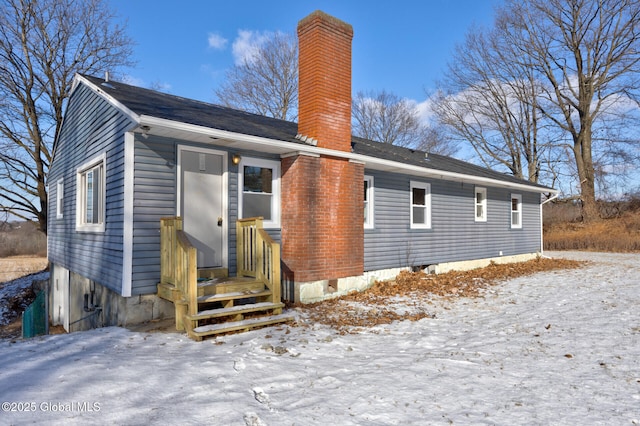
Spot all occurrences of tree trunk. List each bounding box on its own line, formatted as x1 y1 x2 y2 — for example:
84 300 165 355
573 129 599 222
579 179 599 222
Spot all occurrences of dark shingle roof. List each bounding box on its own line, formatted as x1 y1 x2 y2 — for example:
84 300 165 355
81 74 552 191
350 137 550 189
83 74 300 143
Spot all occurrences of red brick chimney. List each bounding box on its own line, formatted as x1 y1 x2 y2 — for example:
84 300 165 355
281 11 364 298
297 10 353 151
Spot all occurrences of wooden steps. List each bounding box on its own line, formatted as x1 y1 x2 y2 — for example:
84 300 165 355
192 314 294 339
158 217 287 341
197 277 264 297
158 268 293 341
189 301 285 321
198 289 272 304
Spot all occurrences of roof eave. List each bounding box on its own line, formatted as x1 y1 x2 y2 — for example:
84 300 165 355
77 74 141 127
139 115 556 194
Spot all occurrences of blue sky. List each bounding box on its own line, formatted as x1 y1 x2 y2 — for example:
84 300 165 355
102 1 640 195
109 0 502 106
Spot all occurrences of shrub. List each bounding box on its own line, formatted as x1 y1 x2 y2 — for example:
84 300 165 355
544 201 640 252
0 221 47 257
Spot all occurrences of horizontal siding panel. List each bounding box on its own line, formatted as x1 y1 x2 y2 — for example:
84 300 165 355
130 135 178 295
135 284 159 295
364 170 541 271
47 83 134 294
133 207 176 216
135 177 175 187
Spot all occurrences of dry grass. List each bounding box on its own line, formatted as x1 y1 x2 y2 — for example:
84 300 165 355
0 221 46 258
544 203 640 253
0 256 49 340
0 221 48 283
0 256 49 283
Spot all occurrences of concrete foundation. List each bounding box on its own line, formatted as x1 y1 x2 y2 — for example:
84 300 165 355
49 263 174 333
296 267 408 303
294 252 541 303
426 252 540 274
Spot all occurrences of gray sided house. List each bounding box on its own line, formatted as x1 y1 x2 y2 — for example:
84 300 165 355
47 10 556 333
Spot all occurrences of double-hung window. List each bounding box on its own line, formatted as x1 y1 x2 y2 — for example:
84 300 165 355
364 175 374 229
56 179 64 219
410 181 431 229
475 187 487 222
239 158 280 228
511 194 522 229
76 154 106 232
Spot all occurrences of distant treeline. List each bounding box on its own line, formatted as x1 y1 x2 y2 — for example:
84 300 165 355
544 196 640 252
0 221 47 257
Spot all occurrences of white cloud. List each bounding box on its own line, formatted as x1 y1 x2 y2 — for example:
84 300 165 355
232 30 272 65
207 33 228 50
414 98 435 124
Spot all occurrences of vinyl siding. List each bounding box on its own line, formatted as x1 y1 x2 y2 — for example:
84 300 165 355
364 170 541 271
47 83 134 294
130 136 177 294
129 137 282 294
49 83 542 296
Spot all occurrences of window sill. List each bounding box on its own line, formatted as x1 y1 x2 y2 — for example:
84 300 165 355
76 224 105 233
410 224 432 230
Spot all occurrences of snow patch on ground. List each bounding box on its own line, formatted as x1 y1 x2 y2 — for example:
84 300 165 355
0 252 638 425
0 271 49 325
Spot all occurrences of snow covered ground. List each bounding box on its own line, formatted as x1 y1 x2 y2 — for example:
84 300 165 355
0 271 48 326
0 251 638 425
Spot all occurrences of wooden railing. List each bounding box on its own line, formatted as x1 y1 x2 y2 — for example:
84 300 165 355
160 216 281 332
237 217 281 303
160 217 197 330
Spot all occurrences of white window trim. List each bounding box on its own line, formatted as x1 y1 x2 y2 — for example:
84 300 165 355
56 178 64 219
76 153 106 233
475 186 487 222
511 193 522 229
238 157 281 228
364 175 374 229
410 180 431 229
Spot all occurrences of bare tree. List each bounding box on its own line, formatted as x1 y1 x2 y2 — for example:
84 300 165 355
214 34 456 155
500 0 640 221
215 32 298 121
0 0 133 233
352 90 456 155
433 25 557 184
419 124 459 157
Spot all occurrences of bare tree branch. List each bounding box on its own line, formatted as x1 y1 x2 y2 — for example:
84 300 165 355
0 0 134 233
434 0 640 218
352 90 457 155
502 0 640 220
432 24 555 183
215 32 298 122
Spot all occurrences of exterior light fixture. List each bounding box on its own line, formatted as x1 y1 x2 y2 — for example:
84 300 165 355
140 125 150 139
231 153 241 165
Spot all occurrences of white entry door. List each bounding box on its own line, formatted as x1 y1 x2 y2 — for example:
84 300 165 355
179 147 227 268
